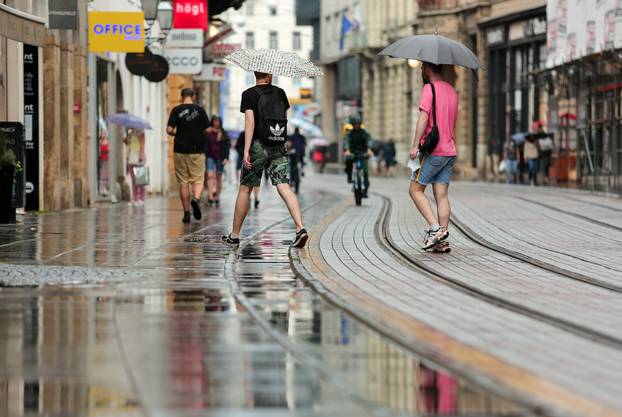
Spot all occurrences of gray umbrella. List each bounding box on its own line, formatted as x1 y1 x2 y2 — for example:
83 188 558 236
378 34 482 69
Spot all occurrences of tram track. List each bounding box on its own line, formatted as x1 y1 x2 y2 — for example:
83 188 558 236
376 195 622 350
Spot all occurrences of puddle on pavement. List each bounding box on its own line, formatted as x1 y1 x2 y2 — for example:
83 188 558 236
0 195 533 417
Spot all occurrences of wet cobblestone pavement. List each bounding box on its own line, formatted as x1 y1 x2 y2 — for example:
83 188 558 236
0 184 529 416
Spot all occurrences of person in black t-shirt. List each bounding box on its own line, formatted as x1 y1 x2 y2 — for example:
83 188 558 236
222 71 308 249
167 88 210 223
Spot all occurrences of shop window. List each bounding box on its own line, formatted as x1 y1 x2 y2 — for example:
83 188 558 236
293 31 301 50
246 31 255 49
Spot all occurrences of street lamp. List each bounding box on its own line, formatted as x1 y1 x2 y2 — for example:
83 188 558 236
142 0 159 28
408 59 421 69
157 0 174 37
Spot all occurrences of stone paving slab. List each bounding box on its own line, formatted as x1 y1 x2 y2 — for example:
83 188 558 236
298 179 622 417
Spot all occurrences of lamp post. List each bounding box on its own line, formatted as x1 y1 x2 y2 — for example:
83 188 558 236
142 0 159 31
157 1 173 37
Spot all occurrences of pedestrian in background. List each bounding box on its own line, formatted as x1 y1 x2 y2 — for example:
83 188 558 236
125 128 146 205
384 139 397 177
409 62 458 249
205 116 230 206
289 127 307 176
235 130 261 208
167 88 210 223
504 137 519 184
535 122 554 185
222 71 308 249
524 135 540 186
371 139 384 176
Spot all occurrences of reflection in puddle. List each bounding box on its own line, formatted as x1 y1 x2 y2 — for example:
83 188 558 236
236 227 528 416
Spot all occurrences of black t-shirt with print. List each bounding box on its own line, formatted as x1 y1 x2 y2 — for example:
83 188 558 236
167 103 210 154
240 85 290 143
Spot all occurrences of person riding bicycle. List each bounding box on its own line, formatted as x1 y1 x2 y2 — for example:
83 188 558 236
343 115 373 197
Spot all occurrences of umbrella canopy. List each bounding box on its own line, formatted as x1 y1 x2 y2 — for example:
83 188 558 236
309 137 330 148
108 113 152 130
511 132 527 144
225 49 323 78
289 117 324 137
378 34 482 70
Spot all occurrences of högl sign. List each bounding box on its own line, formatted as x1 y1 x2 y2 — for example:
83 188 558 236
173 0 208 32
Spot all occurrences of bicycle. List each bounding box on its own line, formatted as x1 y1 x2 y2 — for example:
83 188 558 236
288 152 301 194
352 153 368 206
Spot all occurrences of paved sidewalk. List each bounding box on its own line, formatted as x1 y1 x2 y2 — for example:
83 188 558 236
298 177 622 417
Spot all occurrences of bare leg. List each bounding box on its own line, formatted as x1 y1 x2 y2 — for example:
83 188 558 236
206 171 215 200
409 182 437 227
179 184 190 211
432 183 451 228
231 185 253 238
275 183 304 231
253 186 260 201
216 174 223 199
192 181 203 201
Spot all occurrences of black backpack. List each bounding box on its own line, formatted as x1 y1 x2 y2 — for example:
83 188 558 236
254 86 288 144
419 83 439 156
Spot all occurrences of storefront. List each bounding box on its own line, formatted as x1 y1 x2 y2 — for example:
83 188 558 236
480 8 547 159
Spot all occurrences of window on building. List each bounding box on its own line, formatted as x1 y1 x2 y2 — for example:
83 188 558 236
269 5 277 15
246 32 255 49
269 31 278 49
293 32 301 50
245 1 254 16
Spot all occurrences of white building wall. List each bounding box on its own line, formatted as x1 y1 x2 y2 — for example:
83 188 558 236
221 0 314 133
89 0 169 195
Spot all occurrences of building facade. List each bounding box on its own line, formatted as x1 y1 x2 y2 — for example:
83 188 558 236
220 0 314 134
319 0 419 163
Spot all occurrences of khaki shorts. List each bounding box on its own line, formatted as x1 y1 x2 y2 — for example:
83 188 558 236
174 153 205 185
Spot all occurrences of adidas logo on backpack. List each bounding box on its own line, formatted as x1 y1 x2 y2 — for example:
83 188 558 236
254 86 288 143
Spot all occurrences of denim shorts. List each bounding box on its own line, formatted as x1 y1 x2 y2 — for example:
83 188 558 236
206 157 224 174
412 155 455 185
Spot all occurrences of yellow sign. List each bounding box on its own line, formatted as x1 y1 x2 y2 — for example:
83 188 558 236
88 12 145 53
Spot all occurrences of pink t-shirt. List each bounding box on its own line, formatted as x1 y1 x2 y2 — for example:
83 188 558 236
419 80 458 157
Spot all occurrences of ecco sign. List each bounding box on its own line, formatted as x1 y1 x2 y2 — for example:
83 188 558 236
163 48 202 74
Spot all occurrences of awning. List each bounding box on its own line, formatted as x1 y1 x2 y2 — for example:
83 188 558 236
0 3 46 46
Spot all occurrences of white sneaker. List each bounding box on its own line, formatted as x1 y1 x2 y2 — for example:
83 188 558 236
422 227 449 250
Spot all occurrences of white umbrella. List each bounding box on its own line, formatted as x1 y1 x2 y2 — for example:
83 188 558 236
225 49 324 78
289 117 324 137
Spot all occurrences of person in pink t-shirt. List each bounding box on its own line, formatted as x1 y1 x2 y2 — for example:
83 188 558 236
409 62 458 250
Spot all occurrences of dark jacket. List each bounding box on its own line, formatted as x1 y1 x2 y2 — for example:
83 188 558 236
205 129 231 161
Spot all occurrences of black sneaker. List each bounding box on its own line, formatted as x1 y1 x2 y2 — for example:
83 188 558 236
191 198 202 220
222 234 240 248
254 199 260 209
292 228 309 249
347 175 353 184
363 189 369 198
182 211 191 223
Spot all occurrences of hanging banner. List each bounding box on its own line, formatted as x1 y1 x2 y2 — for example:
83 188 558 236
163 48 202 74
48 0 78 29
547 0 622 67
23 45 39 211
173 0 208 32
88 12 145 53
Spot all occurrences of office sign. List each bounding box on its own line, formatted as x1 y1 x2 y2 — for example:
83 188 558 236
163 48 202 74
194 63 226 81
173 0 208 31
48 0 78 29
23 45 39 210
167 29 203 48
88 12 144 53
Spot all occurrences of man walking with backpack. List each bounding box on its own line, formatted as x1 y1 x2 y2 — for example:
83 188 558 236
222 71 308 249
409 62 458 250
167 88 211 223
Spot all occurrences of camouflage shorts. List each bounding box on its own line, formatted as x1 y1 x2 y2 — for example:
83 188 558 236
240 140 289 187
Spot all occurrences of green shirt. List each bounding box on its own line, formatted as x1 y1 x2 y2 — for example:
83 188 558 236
343 129 373 154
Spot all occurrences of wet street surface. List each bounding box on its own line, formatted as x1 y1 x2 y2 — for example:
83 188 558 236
0 182 531 416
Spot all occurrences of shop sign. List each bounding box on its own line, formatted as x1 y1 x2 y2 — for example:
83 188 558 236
126 48 154 76
486 26 504 45
163 48 202 74
173 0 208 32
48 0 78 30
194 63 226 81
208 43 240 58
88 12 144 53
0 123 25 209
300 88 312 99
167 29 203 48
145 55 169 82
23 45 39 210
